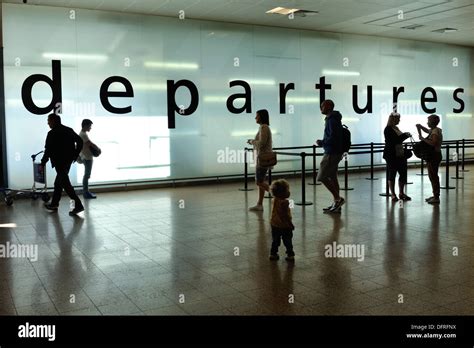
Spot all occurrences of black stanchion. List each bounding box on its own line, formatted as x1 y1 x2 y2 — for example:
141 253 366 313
461 138 469 172
379 164 390 197
404 143 413 185
341 153 354 191
239 148 254 192
265 169 273 198
416 159 427 176
451 140 464 180
365 142 379 180
441 144 455 190
296 152 313 206
308 145 321 186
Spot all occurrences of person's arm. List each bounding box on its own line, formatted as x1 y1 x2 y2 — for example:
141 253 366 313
82 133 98 149
253 126 270 151
73 131 83 161
398 132 410 142
422 133 439 147
416 124 429 134
322 118 338 147
40 134 51 166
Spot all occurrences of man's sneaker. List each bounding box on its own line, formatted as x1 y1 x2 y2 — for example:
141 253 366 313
425 196 434 202
84 192 97 199
285 255 295 262
326 206 341 214
323 202 335 212
69 206 85 216
269 254 279 261
249 205 263 212
428 197 440 204
332 197 345 210
44 203 58 211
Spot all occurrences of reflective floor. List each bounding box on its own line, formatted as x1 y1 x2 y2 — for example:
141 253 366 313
0 166 473 315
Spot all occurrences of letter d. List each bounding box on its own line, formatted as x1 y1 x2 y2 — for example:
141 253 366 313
21 60 62 115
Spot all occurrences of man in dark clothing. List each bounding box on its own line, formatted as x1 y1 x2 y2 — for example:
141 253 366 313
316 100 345 213
40 113 85 216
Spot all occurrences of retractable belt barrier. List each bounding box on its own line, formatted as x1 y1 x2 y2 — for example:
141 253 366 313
241 139 474 205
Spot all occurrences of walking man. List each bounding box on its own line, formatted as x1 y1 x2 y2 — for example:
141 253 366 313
316 100 346 213
40 113 85 216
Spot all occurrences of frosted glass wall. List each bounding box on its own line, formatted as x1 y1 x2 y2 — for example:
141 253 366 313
2 3 473 189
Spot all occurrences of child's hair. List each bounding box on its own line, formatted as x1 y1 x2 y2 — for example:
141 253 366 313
271 179 290 199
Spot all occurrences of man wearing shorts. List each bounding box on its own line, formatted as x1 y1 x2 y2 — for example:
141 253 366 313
316 100 345 213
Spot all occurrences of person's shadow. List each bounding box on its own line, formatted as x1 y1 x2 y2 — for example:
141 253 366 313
383 202 407 286
420 205 441 288
317 214 350 314
41 213 101 312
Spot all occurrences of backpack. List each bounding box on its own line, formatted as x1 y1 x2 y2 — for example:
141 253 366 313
341 124 351 153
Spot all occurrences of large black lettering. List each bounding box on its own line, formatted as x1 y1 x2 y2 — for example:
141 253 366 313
21 60 62 114
167 80 199 129
279 83 295 114
420 87 437 113
226 80 252 114
352 85 373 114
100 76 134 114
392 86 405 112
453 88 465 113
315 76 332 105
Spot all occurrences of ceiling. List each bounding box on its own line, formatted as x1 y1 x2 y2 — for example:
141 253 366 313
3 0 474 47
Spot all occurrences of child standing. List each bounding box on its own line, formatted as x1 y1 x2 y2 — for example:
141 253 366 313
269 179 295 261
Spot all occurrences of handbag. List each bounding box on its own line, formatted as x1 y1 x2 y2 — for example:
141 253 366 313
258 151 277 167
90 144 102 157
404 149 413 159
412 139 434 161
395 143 404 158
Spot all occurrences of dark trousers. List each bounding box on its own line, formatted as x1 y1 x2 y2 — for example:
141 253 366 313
427 152 442 197
51 163 83 208
271 226 294 256
83 159 93 192
386 158 407 183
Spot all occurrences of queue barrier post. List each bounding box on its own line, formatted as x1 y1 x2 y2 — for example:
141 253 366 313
265 169 273 198
404 143 413 185
308 144 321 186
451 140 464 180
379 164 390 197
416 159 427 176
365 142 379 181
340 153 354 191
441 144 455 190
295 152 313 206
461 139 469 172
239 148 254 192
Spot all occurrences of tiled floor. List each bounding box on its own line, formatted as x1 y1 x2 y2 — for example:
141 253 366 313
0 166 473 315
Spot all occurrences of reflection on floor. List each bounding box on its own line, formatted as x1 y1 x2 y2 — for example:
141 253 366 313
0 166 473 315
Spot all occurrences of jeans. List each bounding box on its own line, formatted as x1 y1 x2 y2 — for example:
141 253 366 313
51 163 83 209
83 159 93 193
427 152 442 197
271 226 294 256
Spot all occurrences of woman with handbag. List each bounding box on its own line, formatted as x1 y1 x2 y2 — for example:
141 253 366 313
416 114 443 204
247 109 274 211
383 113 412 202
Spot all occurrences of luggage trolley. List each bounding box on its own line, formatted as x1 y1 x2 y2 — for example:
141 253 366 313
1 151 50 206
31 151 50 203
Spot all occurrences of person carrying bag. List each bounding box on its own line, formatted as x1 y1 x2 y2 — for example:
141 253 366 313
247 109 274 211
